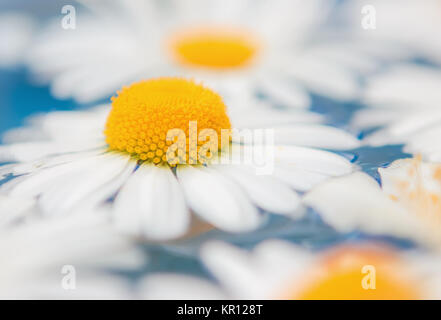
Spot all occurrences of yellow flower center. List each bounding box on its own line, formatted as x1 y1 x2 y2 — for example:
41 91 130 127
105 78 231 165
283 247 420 300
169 27 259 70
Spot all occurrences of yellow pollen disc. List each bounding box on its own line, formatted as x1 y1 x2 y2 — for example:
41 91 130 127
169 27 259 70
105 78 231 165
283 246 420 300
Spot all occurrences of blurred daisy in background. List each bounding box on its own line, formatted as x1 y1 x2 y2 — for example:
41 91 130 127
27 0 365 106
352 64 441 162
304 157 441 247
142 240 441 300
0 77 358 240
343 0 441 160
0 210 144 299
341 0 441 65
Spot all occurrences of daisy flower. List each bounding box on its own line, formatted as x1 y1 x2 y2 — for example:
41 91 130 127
142 240 441 300
352 64 441 161
0 78 358 240
0 210 144 299
304 156 441 247
28 0 363 104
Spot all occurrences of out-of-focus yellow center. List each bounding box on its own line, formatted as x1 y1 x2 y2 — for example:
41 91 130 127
284 247 420 300
169 27 259 70
105 78 231 165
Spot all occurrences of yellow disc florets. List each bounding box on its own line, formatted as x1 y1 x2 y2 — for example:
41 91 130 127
105 78 231 166
285 247 420 300
169 27 259 70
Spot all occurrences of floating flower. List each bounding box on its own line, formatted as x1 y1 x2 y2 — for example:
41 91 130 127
304 157 441 246
0 78 358 240
142 240 441 299
28 0 363 104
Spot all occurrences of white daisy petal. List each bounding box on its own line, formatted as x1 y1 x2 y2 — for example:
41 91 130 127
272 165 331 192
405 126 441 157
55 64 146 103
0 212 140 294
305 42 378 73
213 164 301 216
258 76 311 109
103 0 160 33
0 194 35 228
2 153 133 219
0 164 16 179
252 239 313 275
303 172 430 245
220 145 353 192
249 240 314 295
27 107 108 142
3 152 106 197
10 150 104 176
113 164 190 240
273 125 361 149
141 274 226 300
1 273 132 300
351 108 404 130
177 165 262 232
201 241 265 299
428 152 441 162
361 129 399 147
0 140 106 163
38 153 134 216
354 64 441 153
413 147 441 162
2 126 48 144
386 112 441 138
342 0 441 62
230 106 324 128
71 159 138 214
362 65 441 109
254 0 332 43
286 55 359 100
363 111 441 147
0 13 34 67
29 18 151 102
275 145 354 176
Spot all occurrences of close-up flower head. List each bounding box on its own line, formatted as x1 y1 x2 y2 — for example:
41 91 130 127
0 0 440 306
